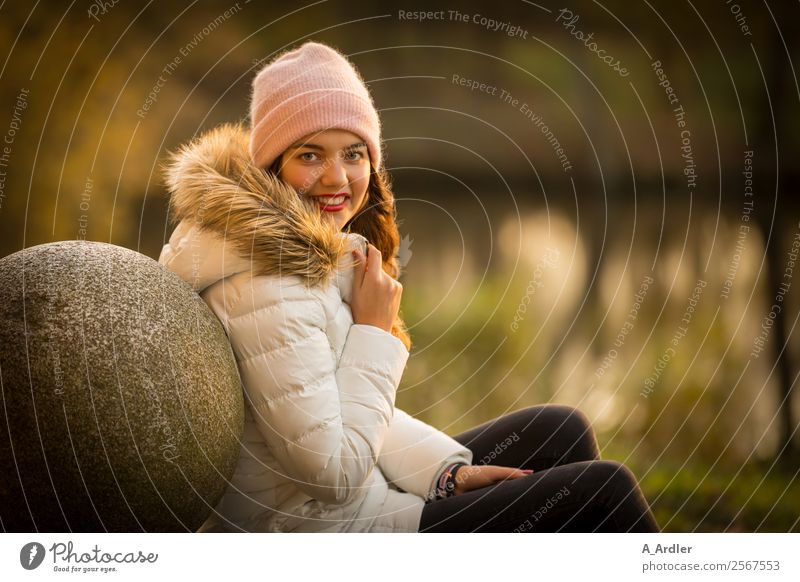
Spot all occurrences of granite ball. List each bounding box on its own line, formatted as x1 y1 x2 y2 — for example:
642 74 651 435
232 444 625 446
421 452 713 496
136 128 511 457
0 241 244 532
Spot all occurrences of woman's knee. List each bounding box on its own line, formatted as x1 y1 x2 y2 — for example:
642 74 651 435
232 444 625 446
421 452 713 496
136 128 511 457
556 405 592 435
519 404 591 432
585 460 640 495
578 460 658 532
524 404 599 461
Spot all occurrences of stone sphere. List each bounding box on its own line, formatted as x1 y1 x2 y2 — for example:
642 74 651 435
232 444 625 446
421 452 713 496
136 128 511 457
0 241 244 532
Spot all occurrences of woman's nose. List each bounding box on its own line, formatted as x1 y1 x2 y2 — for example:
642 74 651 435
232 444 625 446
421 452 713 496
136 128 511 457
319 158 348 189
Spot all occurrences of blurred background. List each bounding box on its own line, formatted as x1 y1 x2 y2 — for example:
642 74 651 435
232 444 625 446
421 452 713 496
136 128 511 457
1 0 798 531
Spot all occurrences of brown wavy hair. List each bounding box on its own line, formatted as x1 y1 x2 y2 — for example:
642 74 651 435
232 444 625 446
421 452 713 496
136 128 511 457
268 157 412 350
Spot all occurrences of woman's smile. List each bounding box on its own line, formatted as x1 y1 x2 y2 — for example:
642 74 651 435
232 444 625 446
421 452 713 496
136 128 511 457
313 193 350 211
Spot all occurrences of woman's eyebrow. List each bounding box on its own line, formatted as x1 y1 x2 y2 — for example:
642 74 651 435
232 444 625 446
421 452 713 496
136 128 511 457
288 141 367 150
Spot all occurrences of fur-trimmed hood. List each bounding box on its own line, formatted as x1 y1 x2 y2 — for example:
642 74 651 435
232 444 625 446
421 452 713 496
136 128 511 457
157 122 366 295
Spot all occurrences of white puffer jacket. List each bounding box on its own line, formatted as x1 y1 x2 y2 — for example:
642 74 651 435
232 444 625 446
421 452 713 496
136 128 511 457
157 123 472 532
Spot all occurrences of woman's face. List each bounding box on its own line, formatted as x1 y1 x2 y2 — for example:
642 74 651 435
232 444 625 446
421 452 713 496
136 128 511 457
277 129 371 231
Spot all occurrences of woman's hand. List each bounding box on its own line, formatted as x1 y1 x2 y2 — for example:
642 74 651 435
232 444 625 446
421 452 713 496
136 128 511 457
453 465 533 496
350 243 402 333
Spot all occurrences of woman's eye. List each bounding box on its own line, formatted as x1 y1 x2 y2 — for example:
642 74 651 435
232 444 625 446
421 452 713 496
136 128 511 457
342 150 363 161
299 152 318 162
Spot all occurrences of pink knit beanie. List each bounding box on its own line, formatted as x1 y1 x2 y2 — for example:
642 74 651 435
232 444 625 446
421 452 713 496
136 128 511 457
249 42 382 171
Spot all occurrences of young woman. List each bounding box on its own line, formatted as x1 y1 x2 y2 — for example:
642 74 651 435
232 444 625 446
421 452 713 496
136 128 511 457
158 41 659 533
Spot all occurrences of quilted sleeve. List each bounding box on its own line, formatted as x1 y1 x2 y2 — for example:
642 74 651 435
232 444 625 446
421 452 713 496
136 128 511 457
378 408 473 500
223 276 409 506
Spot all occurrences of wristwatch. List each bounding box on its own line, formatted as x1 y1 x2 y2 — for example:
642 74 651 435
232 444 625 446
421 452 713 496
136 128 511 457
434 462 466 500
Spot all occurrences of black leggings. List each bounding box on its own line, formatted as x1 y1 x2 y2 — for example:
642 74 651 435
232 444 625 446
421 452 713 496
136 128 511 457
418 405 660 532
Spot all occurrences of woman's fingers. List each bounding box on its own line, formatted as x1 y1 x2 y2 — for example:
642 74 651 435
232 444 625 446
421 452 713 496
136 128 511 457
349 242 402 332
454 465 533 495
494 466 533 481
365 243 381 280
506 467 533 478
360 245 401 301
351 247 367 286
351 245 364 267
351 244 382 286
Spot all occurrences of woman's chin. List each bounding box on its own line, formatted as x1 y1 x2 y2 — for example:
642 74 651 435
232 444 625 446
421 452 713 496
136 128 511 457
318 212 347 231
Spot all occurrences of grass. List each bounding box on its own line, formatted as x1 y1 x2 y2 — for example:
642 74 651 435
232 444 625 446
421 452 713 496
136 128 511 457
609 450 800 532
